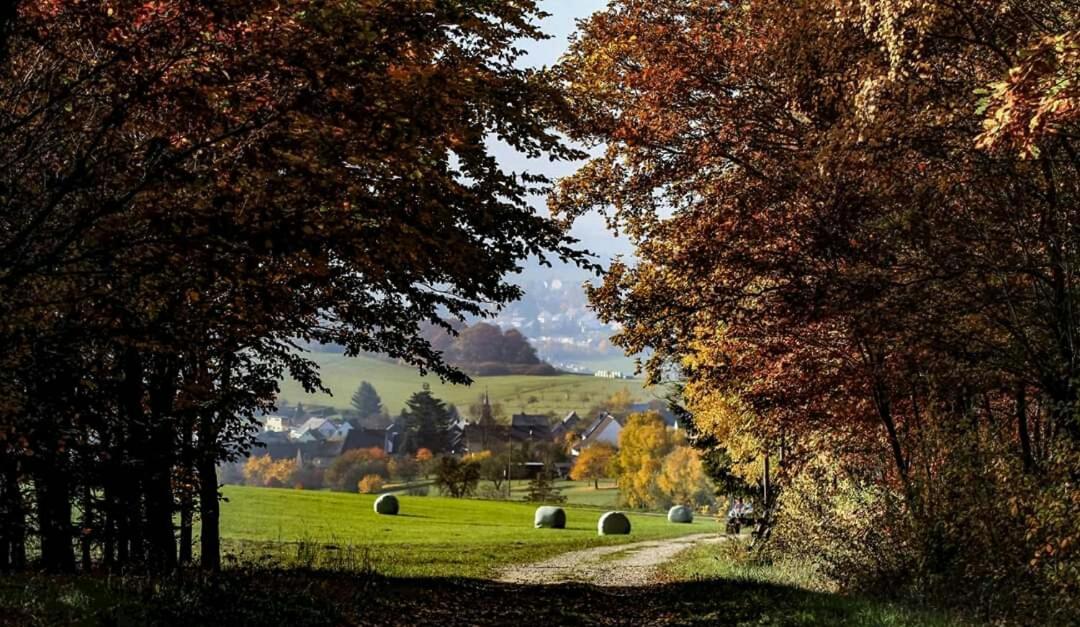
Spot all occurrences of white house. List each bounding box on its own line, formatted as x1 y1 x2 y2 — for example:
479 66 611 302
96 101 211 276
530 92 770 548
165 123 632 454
571 412 625 456
291 417 352 441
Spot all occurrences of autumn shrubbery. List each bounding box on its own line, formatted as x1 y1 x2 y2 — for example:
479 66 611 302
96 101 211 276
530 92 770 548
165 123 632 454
766 456 917 596
357 475 385 494
325 448 389 493
766 434 1080 624
243 456 299 488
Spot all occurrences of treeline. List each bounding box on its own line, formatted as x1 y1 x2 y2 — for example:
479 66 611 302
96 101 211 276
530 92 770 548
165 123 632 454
424 322 560 376
0 1 586 574
558 1 1080 623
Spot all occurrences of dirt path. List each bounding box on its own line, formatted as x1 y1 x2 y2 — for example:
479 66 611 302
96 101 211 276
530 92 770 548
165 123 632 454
496 533 724 587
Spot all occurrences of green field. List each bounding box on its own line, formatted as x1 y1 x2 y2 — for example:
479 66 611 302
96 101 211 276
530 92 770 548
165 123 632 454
277 352 655 415
507 479 622 508
219 485 712 577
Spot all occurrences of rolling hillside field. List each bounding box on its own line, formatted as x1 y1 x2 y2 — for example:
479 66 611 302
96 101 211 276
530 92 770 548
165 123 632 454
276 352 655 415
219 485 713 578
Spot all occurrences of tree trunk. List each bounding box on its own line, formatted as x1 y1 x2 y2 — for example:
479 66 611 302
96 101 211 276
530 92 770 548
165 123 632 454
80 481 93 571
762 451 771 509
102 482 115 570
0 461 25 572
178 413 194 566
35 466 75 573
1017 384 1035 472
198 443 220 571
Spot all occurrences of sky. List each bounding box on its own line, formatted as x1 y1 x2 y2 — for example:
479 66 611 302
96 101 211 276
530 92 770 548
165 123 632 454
488 0 631 280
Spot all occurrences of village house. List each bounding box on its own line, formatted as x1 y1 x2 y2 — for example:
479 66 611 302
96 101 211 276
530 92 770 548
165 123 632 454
510 413 551 443
291 417 352 441
572 412 625 456
549 411 581 442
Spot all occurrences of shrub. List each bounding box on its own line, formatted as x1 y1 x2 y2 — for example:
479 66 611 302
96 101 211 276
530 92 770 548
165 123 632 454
243 456 299 488
433 456 479 498
766 436 1080 624
293 464 325 490
357 474 385 494
524 471 565 503
387 456 419 483
325 448 388 492
766 455 916 597
415 448 434 477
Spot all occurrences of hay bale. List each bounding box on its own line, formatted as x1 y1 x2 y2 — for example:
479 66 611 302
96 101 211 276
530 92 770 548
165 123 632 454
597 511 631 535
667 505 694 524
534 506 567 529
374 493 399 516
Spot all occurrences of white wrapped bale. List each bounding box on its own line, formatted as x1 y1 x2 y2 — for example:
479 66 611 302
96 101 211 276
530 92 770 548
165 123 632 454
374 493 399 515
534 506 567 529
667 505 694 523
597 511 631 535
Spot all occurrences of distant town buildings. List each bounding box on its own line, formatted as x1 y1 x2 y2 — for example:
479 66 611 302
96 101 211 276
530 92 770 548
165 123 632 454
593 369 630 379
254 398 680 467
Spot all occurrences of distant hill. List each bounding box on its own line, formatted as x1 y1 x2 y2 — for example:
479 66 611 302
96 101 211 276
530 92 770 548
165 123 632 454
419 321 561 376
276 352 653 416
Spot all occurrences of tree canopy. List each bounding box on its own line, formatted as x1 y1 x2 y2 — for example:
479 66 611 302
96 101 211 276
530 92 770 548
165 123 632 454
0 0 588 575
401 388 452 455
556 0 1080 619
351 382 383 419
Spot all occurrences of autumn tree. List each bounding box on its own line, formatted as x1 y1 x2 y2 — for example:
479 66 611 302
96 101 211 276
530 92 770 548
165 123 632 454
570 442 617 489
478 452 511 493
0 0 589 575
556 0 1080 617
656 446 714 510
613 412 674 508
325 448 389 493
433 456 480 498
243 457 299 489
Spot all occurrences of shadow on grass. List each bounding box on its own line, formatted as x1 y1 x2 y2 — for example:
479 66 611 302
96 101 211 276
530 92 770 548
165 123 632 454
0 569 962 627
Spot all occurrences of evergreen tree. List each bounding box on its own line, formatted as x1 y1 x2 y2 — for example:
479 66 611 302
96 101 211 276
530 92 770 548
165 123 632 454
401 386 451 453
351 381 383 418
524 470 565 504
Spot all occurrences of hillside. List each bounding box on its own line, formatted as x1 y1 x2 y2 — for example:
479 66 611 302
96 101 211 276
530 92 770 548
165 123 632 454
276 352 654 415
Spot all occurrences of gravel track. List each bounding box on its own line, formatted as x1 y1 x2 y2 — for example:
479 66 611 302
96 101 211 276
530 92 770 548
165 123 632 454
496 533 724 587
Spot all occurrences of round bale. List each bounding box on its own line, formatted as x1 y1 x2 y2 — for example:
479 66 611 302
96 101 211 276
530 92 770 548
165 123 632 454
667 505 694 524
534 506 567 529
374 493 399 516
598 511 631 536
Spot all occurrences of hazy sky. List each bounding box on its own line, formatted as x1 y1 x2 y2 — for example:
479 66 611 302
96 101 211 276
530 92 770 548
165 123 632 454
489 1 631 278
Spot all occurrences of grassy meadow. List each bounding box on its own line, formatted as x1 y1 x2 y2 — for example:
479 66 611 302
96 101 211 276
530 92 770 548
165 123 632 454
506 479 622 509
4 489 965 627
276 352 653 415
218 485 713 578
